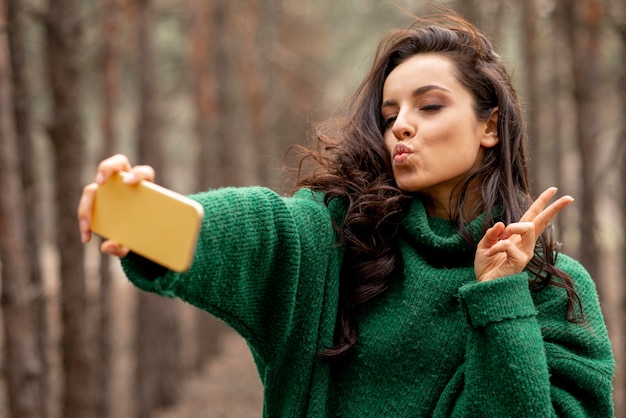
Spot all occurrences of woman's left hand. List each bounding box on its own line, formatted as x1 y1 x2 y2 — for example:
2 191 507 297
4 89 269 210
474 187 574 282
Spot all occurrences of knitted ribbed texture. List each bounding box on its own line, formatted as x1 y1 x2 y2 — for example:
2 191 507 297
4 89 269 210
122 187 614 417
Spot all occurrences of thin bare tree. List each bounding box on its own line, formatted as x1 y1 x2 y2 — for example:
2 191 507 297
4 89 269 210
189 0 221 189
521 0 541 192
611 1 626 414
455 0 481 27
213 0 256 186
0 1 44 416
562 0 604 282
6 0 48 415
187 0 227 370
549 0 571 238
238 0 268 183
134 0 182 416
97 0 120 416
44 0 98 415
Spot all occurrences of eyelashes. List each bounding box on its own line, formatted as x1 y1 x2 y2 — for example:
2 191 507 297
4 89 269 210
381 104 444 129
383 116 397 128
420 104 443 112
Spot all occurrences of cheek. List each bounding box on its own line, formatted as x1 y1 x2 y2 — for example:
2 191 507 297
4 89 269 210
383 132 394 153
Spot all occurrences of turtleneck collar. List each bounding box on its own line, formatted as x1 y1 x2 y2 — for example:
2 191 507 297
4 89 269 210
400 197 487 267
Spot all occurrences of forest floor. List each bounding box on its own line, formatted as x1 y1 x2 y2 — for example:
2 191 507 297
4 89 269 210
106 262 265 418
153 330 264 418
0 254 264 418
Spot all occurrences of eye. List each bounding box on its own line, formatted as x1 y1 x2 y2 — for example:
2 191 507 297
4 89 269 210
420 104 443 112
382 116 397 129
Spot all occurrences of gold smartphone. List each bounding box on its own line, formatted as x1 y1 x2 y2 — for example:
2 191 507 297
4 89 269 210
91 173 205 272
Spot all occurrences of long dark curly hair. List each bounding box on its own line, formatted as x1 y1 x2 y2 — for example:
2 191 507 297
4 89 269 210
295 13 583 359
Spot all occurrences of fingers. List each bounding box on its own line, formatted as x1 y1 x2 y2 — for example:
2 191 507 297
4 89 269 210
100 240 130 258
476 188 574 281
78 183 98 243
519 187 558 223
478 222 505 250
499 221 534 241
78 153 155 250
532 195 574 232
485 222 534 257
94 154 155 185
520 186 574 233
122 165 155 185
78 153 132 243
95 154 132 185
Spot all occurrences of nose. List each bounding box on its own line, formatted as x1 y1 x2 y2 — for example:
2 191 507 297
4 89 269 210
391 110 415 140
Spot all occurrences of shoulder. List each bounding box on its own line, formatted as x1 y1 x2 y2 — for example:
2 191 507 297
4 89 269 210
288 188 347 226
188 186 328 219
534 252 607 335
553 253 598 299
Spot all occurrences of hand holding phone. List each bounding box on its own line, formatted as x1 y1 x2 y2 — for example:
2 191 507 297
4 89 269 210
90 173 204 272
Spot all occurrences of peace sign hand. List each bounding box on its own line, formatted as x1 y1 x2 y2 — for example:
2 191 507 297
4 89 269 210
474 187 574 283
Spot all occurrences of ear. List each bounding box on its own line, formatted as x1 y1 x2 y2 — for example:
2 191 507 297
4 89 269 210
480 107 499 148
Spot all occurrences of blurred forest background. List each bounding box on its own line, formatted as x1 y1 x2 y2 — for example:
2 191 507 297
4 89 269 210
0 0 625 417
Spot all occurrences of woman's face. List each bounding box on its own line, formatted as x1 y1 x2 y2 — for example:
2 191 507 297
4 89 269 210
382 53 498 218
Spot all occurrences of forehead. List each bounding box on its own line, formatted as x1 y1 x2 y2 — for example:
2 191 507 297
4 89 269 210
383 53 462 96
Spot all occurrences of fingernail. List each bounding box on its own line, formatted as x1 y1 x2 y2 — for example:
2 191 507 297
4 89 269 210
123 172 136 184
95 173 104 184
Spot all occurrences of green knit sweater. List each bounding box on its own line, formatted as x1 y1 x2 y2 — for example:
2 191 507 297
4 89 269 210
122 187 615 417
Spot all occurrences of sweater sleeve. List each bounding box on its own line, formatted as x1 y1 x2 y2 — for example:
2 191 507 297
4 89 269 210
120 186 338 366
437 255 614 417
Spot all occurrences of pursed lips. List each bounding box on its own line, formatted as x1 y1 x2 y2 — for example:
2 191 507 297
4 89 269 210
392 143 412 164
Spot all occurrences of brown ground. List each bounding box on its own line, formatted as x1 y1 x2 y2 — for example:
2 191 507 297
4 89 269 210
106 261 264 418
0 251 264 418
153 330 264 418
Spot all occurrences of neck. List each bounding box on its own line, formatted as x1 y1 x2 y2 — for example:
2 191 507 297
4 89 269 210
421 196 452 219
419 181 484 221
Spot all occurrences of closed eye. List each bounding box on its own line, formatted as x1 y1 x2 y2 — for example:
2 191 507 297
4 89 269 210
420 104 443 112
383 116 397 128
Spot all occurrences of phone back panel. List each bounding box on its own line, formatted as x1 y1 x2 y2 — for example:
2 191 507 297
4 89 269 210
91 173 204 272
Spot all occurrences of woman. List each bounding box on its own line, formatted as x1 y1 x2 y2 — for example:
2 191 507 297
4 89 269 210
78 14 614 417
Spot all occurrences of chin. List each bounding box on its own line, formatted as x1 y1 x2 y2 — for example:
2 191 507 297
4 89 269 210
395 183 421 193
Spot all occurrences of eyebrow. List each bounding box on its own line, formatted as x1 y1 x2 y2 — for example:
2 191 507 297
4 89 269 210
381 84 451 108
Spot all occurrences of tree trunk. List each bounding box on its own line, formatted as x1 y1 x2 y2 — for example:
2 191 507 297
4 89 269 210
521 0 541 193
239 0 267 184
97 0 120 417
6 0 48 416
189 0 221 189
563 0 603 283
187 0 227 370
134 0 181 415
0 1 44 415
550 0 567 239
44 0 97 416
481 0 505 42
620 78 626 418
214 0 254 186
622 63 626 418
456 0 481 27
616 10 626 416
